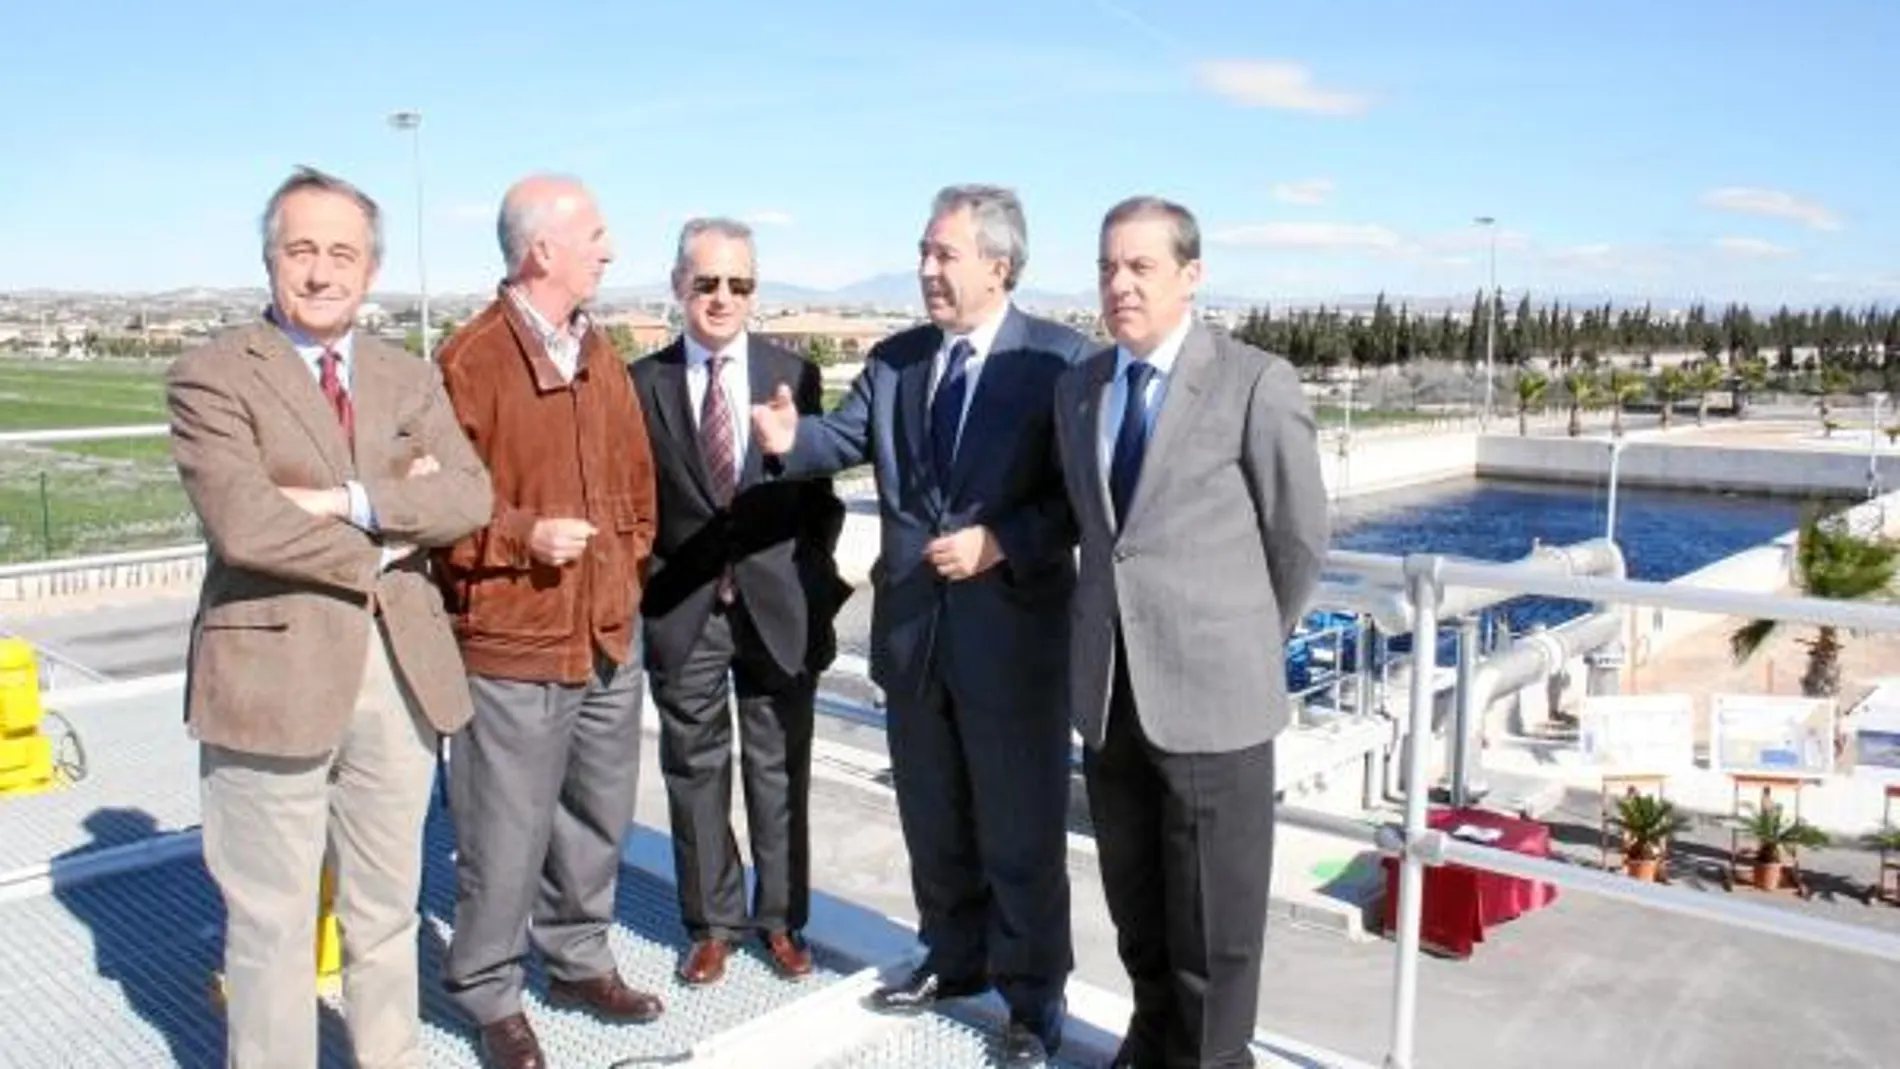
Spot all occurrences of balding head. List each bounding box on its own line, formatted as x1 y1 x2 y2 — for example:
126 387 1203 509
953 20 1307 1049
497 174 614 318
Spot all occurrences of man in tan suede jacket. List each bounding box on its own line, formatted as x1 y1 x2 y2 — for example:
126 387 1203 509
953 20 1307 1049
432 173 661 1069
170 165 492 1069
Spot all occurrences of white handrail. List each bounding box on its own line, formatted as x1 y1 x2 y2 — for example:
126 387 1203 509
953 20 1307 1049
0 424 169 445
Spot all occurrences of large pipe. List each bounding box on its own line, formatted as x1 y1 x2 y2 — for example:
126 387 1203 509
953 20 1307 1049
1312 537 1627 633
1468 609 1627 737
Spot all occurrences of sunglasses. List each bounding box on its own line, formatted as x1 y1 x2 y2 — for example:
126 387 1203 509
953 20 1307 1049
689 275 757 297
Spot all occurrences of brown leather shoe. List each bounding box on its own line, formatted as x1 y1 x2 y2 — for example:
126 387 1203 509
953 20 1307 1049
679 937 732 986
763 929 814 980
545 972 665 1023
477 1013 546 1069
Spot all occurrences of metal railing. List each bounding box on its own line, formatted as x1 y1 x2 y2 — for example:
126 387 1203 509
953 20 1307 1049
793 556 1900 1067
1309 552 1900 1068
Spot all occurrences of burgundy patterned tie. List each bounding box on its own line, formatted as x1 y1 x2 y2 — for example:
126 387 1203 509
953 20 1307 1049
700 355 738 601
317 348 354 445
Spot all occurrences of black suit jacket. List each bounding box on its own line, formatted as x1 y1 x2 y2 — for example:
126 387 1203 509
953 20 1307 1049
632 336 851 680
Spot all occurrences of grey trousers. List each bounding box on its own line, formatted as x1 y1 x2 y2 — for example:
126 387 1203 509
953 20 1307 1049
442 650 645 1025
201 620 439 1069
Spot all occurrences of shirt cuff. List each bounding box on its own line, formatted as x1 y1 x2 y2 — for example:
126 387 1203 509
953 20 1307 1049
345 481 377 532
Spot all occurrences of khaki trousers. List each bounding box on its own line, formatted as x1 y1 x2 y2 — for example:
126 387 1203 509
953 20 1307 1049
201 620 439 1069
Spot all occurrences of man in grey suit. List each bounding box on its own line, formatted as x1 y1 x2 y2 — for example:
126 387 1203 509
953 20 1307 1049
1053 197 1329 1069
753 185 1086 1067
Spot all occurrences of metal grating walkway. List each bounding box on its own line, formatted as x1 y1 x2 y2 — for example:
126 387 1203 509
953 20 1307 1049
815 1011 1101 1069
0 806 848 1069
0 691 199 875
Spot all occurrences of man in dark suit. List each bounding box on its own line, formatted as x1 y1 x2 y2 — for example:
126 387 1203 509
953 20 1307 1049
752 185 1085 1067
1053 196 1330 1069
630 217 848 988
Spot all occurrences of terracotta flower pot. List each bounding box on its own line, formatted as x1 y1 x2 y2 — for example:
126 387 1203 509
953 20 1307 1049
1753 860 1784 891
1624 857 1661 882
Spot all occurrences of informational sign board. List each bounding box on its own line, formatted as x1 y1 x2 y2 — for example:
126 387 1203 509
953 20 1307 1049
1709 695 1835 778
1847 680 1900 776
1576 694 1696 773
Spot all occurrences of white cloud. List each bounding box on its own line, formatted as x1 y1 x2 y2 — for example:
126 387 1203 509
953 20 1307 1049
1211 221 1402 251
746 210 795 227
1714 236 1794 259
1270 178 1335 206
1194 60 1372 115
1701 187 1842 231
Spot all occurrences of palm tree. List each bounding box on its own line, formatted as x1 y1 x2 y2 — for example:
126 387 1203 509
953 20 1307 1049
1605 369 1647 437
1686 361 1725 426
1562 369 1598 437
1515 371 1549 436
1730 511 1900 697
1655 366 1688 430
1732 358 1770 418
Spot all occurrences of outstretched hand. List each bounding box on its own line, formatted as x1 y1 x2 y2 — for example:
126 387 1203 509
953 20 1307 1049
750 383 798 456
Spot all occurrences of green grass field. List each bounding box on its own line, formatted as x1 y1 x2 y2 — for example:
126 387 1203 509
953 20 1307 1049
0 358 191 561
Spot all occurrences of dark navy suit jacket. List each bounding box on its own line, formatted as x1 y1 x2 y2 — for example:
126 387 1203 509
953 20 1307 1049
777 305 1088 712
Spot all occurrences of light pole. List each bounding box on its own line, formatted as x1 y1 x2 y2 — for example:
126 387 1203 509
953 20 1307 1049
1869 392 1887 503
1475 216 1498 429
387 110 429 356
1606 435 1625 544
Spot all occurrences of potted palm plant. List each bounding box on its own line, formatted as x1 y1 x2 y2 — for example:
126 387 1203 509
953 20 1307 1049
1611 792 1688 882
1731 804 1829 891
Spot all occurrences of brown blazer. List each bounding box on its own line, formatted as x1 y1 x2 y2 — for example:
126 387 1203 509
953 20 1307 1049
432 291 658 684
168 321 494 758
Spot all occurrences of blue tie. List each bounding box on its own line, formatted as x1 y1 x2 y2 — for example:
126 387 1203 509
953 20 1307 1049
1110 360 1158 525
930 338 974 485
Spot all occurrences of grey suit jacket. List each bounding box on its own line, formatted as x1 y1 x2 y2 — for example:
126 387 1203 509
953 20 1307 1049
1053 321 1329 754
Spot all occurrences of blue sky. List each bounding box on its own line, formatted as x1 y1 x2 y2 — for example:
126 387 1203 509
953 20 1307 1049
5 0 1896 306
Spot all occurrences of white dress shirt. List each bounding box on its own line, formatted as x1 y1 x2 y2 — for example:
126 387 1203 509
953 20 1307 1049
928 300 1012 455
685 330 751 467
1098 312 1195 478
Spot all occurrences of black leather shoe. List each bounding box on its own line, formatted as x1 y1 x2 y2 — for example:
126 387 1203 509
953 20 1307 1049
1002 1019 1053 1067
867 967 988 1015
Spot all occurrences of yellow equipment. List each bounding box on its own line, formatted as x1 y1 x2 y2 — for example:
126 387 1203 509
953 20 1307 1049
209 857 345 1008
0 638 54 796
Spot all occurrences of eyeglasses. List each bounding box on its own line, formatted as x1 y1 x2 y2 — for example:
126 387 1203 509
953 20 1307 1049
689 275 757 297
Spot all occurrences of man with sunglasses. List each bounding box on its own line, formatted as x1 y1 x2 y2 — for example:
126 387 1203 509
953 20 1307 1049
630 217 850 989
752 185 1086 1067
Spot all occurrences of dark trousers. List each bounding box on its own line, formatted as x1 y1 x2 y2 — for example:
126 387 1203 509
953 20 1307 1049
444 651 645 1025
886 646 1073 1025
1084 646 1277 1069
652 600 815 939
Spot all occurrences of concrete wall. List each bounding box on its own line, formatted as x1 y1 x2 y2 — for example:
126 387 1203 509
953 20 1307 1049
1324 431 1478 499
1478 434 1900 496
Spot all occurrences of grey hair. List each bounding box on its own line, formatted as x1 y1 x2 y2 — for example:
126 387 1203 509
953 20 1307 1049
671 217 756 279
497 173 588 276
930 184 1028 291
260 166 384 266
1102 195 1201 265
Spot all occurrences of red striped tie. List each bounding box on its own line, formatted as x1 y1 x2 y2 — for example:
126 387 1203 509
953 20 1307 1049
318 348 354 444
701 355 738 601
